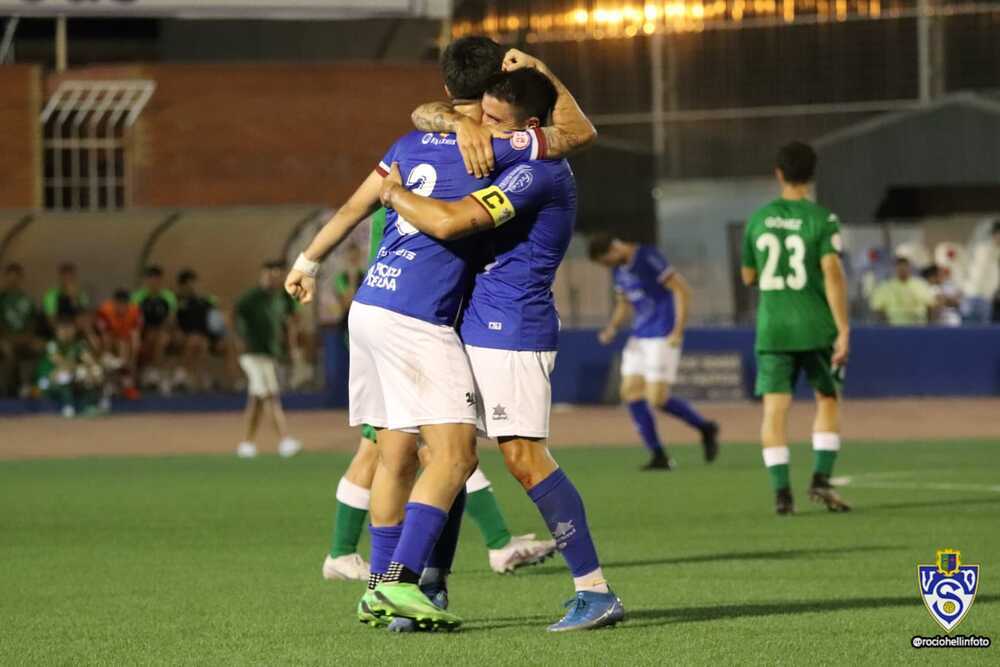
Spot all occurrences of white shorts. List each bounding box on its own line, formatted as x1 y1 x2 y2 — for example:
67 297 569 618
465 344 557 439
239 354 280 397
348 302 477 432
620 336 680 384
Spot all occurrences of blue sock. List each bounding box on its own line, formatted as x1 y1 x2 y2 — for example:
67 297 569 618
387 502 449 581
662 397 709 431
426 488 466 572
527 468 600 578
368 524 402 588
627 400 664 455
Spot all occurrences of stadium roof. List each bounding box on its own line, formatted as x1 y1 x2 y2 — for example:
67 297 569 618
815 93 1000 222
0 0 450 20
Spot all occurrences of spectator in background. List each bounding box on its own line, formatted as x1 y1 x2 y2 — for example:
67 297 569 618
961 220 1000 324
0 263 42 397
133 265 177 394
234 260 302 459
922 265 963 327
36 315 104 418
96 289 142 400
43 262 98 348
870 256 935 325
175 269 236 392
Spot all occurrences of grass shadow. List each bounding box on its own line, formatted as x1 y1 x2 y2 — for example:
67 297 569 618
517 544 902 576
463 594 1000 632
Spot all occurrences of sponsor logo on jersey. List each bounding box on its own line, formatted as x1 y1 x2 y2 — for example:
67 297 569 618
365 263 401 291
488 321 503 331
497 163 534 193
491 404 508 421
394 249 416 261
918 549 980 632
420 133 457 146
764 216 803 231
510 131 531 150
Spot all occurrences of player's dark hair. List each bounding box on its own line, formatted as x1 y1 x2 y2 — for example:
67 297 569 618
588 233 615 261
58 262 76 275
178 269 197 285
776 141 817 184
145 265 164 278
56 314 76 327
113 288 130 302
895 256 910 265
4 262 23 275
920 265 940 280
441 36 505 100
484 69 557 124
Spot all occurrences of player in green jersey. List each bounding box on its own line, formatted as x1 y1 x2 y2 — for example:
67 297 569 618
741 142 852 516
322 208 556 583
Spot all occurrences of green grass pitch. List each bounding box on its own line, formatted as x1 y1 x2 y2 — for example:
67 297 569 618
3 438 997 665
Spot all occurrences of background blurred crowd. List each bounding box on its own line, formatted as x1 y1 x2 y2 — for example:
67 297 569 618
861 221 1000 327
0 259 312 414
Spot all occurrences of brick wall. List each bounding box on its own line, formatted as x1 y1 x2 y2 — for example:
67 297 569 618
128 62 442 206
0 65 42 208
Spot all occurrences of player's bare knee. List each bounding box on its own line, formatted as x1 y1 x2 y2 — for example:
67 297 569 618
620 376 645 403
646 382 669 406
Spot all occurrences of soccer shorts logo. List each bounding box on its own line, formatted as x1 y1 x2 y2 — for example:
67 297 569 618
917 549 980 632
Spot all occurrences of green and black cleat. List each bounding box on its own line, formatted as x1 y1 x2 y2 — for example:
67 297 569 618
357 589 391 628
775 487 795 516
808 474 851 512
371 582 462 632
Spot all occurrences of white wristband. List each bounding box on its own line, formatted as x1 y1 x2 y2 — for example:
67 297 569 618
293 253 320 277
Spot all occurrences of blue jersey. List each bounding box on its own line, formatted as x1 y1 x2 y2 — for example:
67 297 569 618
354 129 545 326
460 160 577 351
613 245 676 338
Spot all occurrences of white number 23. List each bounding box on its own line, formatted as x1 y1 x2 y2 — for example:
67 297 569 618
756 233 807 291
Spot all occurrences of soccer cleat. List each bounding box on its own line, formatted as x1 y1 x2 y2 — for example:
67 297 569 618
547 590 625 632
278 437 302 458
372 582 462 631
808 475 851 512
700 421 720 463
641 452 673 471
322 553 370 581
489 533 558 574
775 487 795 515
357 589 390 628
236 441 257 459
387 582 448 633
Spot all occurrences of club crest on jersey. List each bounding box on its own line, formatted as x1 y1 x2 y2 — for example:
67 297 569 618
510 131 531 150
497 164 534 193
917 549 980 632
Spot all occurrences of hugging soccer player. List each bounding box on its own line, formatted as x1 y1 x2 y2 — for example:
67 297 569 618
741 141 852 515
382 50 625 632
589 235 720 469
284 37 596 632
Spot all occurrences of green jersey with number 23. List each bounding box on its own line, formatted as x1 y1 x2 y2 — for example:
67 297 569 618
742 198 842 352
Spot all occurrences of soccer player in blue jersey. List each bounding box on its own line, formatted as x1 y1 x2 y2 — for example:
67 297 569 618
285 38 596 631
381 52 624 632
589 235 720 469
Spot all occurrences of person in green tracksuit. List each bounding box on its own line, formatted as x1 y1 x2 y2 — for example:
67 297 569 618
321 208 557 582
741 141 852 516
36 316 104 417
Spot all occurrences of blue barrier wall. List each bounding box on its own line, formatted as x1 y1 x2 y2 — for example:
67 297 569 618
550 326 1000 403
